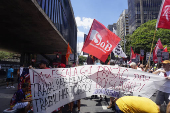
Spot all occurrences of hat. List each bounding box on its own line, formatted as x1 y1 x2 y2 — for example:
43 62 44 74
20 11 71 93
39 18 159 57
39 60 48 65
130 62 136 66
161 60 170 64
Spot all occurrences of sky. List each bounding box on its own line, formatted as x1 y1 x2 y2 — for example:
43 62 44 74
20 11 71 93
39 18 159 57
70 0 128 54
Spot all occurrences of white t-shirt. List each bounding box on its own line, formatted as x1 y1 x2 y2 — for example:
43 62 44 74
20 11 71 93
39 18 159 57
157 69 170 93
156 68 170 77
137 67 142 71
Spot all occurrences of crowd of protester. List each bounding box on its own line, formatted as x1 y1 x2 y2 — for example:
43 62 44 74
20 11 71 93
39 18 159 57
5 57 170 113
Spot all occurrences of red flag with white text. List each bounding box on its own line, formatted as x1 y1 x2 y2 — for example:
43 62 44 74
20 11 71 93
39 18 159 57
153 39 164 63
156 0 170 29
82 19 121 62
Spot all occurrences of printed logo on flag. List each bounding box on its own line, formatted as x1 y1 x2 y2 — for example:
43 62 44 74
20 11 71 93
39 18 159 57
162 5 170 21
113 43 122 55
157 0 170 29
82 19 121 62
89 30 113 53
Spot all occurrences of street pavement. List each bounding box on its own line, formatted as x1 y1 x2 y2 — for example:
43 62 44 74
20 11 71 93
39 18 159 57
0 83 17 113
61 96 115 113
0 83 157 113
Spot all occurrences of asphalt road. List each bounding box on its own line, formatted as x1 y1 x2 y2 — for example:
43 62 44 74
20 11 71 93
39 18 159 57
0 83 157 113
0 83 17 113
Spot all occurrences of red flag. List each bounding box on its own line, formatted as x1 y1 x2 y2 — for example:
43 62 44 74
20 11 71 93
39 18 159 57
128 47 136 64
66 43 72 61
153 39 164 63
156 0 170 29
163 46 168 52
82 19 121 62
140 55 144 61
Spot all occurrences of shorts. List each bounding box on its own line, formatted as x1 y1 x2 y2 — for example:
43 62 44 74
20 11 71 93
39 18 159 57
13 102 28 110
155 91 170 105
6 78 14 82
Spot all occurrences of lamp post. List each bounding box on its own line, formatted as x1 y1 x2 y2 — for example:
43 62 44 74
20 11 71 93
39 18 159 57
123 14 126 53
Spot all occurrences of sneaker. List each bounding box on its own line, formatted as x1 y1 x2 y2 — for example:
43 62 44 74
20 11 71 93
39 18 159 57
11 86 15 88
6 86 10 89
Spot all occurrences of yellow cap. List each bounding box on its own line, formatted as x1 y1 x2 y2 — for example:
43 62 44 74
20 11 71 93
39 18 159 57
162 60 170 64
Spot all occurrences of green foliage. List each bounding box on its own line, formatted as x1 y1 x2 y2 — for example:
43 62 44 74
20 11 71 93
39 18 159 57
0 51 15 60
79 56 87 65
126 19 170 55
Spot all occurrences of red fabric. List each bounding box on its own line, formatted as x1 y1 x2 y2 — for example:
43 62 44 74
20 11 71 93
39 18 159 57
66 43 72 61
157 0 170 29
163 47 168 52
128 47 136 64
153 39 164 63
140 55 144 60
59 63 66 68
164 73 167 77
82 19 121 62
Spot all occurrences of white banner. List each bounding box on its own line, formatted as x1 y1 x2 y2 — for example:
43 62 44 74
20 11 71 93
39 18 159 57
30 65 168 113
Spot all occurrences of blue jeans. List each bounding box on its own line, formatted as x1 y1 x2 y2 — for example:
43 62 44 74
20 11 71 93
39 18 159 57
115 103 123 113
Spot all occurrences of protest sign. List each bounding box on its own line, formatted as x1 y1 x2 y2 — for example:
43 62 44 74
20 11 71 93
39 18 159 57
162 52 169 61
30 65 167 113
146 52 153 61
157 49 163 57
140 49 144 57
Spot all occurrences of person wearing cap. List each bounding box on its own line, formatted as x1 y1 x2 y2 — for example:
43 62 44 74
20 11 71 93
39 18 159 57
115 96 166 113
39 60 50 69
153 60 170 106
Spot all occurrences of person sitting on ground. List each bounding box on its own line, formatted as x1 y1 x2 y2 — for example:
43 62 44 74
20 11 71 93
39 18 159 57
12 83 32 113
115 96 165 113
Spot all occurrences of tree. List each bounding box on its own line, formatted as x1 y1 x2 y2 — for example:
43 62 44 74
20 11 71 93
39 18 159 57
0 51 15 60
78 56 87 65
126 19 170 55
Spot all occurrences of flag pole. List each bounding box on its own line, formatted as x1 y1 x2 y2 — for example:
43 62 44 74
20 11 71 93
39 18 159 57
147 29 157 65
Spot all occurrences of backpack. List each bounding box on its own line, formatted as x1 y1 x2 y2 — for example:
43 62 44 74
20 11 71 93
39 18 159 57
10 92 17 108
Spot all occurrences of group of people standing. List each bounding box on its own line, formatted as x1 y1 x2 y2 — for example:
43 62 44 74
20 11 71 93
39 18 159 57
6 58 170 113
105 60 170 113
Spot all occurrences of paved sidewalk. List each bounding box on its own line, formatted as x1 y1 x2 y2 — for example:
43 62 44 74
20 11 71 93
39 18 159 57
0 83 17 113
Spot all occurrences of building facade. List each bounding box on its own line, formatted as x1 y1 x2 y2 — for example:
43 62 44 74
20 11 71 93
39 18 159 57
107 25 114 32
128 0 162 34
36 0 77 52
117 9 129 39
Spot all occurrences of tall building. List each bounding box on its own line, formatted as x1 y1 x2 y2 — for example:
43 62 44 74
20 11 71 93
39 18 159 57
113 23 117 35
107 25 114 32
117 9 129 39
107 23 117 34
128 0 162 34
